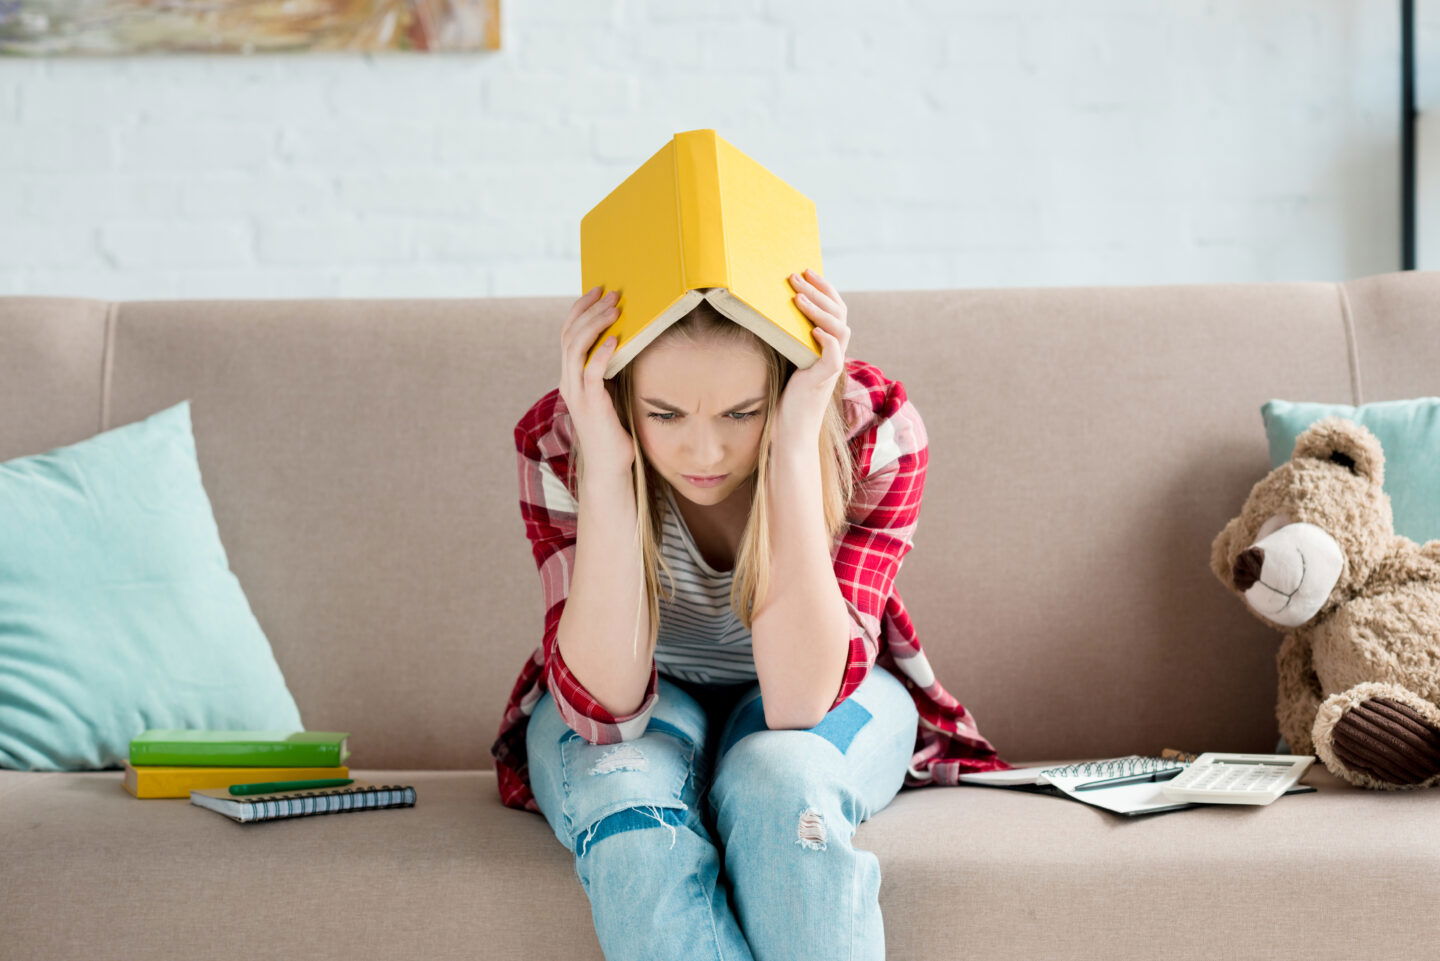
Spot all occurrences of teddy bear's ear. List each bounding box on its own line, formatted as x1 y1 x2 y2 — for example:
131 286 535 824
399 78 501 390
1291 415 1385 486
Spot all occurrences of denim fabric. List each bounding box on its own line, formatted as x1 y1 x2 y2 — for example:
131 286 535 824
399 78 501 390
525 664 919 961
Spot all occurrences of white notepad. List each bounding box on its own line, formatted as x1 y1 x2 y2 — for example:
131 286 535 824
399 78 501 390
961 755 1194 815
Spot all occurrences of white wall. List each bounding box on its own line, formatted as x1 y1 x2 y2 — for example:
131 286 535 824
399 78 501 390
0 0 1426 300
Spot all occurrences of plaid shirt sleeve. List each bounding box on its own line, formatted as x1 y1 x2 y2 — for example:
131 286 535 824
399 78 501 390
827 374 928 712
516 393 660 745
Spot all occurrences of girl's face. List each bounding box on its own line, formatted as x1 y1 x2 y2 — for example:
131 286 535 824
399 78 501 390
631 339 769 508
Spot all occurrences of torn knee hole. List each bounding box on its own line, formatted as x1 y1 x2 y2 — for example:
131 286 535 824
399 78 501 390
576 804 680 858
795 806 827 850
589 742 649 775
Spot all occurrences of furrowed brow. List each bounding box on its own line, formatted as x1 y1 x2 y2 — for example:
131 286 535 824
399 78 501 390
641 395 766 414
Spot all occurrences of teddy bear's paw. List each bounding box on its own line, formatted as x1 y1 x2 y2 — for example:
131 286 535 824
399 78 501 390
1331 697 1440 787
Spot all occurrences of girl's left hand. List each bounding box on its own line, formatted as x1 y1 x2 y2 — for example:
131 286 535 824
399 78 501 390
776 267 850 442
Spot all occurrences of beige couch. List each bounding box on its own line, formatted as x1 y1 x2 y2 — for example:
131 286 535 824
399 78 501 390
2 272 1437 960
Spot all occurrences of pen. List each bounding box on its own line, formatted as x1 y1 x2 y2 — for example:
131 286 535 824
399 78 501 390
1074 768 1183 792
229 778 354 796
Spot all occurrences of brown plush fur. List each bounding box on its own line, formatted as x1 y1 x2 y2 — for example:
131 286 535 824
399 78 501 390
1211 416 1440 790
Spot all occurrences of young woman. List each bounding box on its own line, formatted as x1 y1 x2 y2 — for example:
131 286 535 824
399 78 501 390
490 270 1011 961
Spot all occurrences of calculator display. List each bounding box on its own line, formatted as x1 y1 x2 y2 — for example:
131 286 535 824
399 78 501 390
1213 758 1289 766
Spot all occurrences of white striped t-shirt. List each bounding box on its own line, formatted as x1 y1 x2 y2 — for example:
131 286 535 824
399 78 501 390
652 483 758 685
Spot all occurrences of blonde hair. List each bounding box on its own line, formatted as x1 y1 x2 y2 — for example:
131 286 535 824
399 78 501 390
572 300 855 660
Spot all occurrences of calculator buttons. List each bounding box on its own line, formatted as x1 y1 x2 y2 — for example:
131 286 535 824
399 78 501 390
1159 753 1315 806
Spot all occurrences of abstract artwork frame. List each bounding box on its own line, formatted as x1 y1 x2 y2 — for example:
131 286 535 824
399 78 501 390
0 0 501 55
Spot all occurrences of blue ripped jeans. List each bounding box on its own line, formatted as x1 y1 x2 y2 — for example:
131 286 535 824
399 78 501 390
524 663 919 961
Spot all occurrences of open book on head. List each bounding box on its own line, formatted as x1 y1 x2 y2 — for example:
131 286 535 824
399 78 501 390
960 751 1317 817
579 128 824 379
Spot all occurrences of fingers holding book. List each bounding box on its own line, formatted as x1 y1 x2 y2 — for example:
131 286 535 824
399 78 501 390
789 268 846 326
559 285 634 476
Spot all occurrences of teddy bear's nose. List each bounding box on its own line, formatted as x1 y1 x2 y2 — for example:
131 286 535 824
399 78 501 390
1233 547 1265 592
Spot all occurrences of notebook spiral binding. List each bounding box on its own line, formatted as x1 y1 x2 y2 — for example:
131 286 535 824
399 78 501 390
249 784 417 820
1039 753 1199 779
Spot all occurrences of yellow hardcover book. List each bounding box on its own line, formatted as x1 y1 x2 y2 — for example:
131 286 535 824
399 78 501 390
580 128 825 378
122 761 352 799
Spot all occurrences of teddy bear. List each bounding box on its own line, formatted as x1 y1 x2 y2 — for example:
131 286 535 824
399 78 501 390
1209 415 1440 790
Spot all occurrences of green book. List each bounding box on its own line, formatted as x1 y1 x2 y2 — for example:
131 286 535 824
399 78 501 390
128 730 351 767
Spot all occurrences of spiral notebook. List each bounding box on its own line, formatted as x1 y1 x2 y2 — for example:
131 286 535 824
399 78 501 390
189 783 417 823
960 752 1316 817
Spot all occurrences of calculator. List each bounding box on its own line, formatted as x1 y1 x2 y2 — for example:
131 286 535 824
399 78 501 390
1159 752 1315 805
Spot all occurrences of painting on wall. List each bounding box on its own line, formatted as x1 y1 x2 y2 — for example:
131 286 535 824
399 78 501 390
0 0 501 55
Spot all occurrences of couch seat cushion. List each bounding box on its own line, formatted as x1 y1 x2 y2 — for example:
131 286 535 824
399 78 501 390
1 762 1433 961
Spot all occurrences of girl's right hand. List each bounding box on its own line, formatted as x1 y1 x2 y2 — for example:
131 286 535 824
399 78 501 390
559 285 634 476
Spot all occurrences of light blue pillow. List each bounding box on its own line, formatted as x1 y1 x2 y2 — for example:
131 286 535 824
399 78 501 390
1262 397 1440 545
0 401 303 771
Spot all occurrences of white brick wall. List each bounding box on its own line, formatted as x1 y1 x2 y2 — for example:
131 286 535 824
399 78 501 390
0 0 1429 300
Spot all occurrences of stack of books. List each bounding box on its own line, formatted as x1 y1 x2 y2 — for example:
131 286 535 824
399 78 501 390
123 729 351 799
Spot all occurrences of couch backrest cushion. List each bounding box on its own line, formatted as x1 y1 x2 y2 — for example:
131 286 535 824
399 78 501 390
2 275 1435 768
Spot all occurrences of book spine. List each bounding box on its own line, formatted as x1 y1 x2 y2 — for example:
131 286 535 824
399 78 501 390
129 742 341 767
674 128 727 289
256 787 418 821
129 766 351 799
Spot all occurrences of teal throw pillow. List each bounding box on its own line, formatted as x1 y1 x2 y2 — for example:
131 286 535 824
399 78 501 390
0 400 303 771
1261 397 1440 545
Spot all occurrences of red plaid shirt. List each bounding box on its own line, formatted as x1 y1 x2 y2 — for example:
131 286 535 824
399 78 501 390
490 357 1012 814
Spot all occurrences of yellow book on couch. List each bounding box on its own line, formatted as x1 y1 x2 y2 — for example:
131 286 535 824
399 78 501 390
580 127 825 378
123 761 351 799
